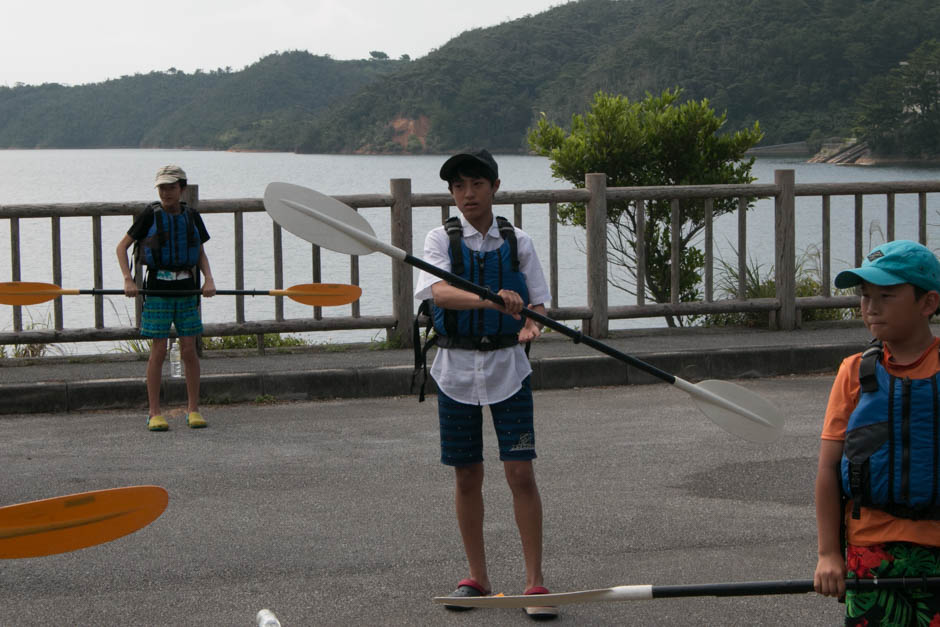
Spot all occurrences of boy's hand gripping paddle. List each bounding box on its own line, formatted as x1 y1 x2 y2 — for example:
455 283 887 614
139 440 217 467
263 182 785 443
0 485 169 558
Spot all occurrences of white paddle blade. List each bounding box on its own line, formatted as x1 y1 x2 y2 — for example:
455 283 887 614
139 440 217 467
683 379 785 443
433 585 654 608
263 182 376 256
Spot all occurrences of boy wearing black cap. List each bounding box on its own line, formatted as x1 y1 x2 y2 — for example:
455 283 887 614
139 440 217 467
814 240 940 625
414 149 557 619
116 165 216 431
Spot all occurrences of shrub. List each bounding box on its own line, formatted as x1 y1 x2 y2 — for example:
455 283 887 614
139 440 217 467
202 333 307 350
702 251 858 327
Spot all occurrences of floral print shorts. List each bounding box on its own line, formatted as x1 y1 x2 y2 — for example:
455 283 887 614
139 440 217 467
845 542 940 627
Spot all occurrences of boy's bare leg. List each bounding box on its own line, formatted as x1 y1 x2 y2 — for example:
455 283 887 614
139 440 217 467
504 460 544 589
147 338 167 417
179 336 200 412
454 462 491 591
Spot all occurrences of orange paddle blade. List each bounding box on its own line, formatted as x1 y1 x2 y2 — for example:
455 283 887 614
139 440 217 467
0 485 169 558
0 281 76 306
279 283 362 306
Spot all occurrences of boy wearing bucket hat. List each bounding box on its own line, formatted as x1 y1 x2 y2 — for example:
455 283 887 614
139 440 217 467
116 165 216 431
414 149 557 619
814 240 940 625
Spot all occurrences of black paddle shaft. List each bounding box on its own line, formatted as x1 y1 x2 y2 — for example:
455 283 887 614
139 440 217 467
84 289 276 297
406 254 677 385
652 577 940 598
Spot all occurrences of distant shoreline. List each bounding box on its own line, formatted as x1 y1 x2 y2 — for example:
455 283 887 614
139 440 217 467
3 145 940 166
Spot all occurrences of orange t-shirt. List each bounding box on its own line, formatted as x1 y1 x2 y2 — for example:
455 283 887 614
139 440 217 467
822 337 940 547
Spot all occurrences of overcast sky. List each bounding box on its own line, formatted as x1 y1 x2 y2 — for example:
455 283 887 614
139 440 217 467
3 0 566 87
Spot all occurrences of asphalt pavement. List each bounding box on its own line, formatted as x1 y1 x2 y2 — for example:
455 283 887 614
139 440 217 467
0 320 899 416
1 375 841 626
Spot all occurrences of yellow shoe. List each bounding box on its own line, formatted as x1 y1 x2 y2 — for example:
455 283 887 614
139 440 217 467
147 415 169 431
187 412 207 429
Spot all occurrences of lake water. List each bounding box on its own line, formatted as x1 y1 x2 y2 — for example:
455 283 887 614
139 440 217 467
2 149 940 354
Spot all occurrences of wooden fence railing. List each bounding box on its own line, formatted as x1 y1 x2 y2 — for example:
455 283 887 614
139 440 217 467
3 170 940 350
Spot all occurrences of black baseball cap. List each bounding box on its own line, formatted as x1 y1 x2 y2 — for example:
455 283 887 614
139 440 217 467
439 149 499 181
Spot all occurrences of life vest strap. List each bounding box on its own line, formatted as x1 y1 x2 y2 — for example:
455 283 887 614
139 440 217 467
434 334 521 351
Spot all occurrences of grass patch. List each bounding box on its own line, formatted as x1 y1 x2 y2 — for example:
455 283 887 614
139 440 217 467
107 301 151 354
3 309 66 359
368 330 407 350
315 342 350 353
202 395 234 405
203 333 308 350
702 247 858 328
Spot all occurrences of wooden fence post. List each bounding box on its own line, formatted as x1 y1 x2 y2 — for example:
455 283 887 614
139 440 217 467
390 178 414 348
774 170 796 330
10 217 21 331
51 216 63 330
670 199 681 305
180 184 206 354
585 173 609 338
92 215 104 328
234 211 245 323
636 201 646 306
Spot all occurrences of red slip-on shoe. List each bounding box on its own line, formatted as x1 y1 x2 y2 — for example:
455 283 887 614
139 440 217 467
523 586 559 620
443 578 491 612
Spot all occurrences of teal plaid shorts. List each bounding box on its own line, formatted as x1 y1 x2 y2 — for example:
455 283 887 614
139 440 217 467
140 295 203 338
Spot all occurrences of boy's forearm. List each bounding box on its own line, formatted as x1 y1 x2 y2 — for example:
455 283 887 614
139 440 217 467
431 282 496 311
116 242 133 281
117 257 132 281
815 441 845 557
527 304 546 331
198 249 213 281
430 284 542 312
816 479 843 556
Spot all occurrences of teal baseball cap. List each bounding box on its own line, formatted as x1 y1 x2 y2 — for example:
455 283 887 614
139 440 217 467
834 240 940 293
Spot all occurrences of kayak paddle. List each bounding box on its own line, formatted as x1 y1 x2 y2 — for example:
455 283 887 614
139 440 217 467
0 485 169 558
433 577 940 607
0 281 361 307
262 182 785 443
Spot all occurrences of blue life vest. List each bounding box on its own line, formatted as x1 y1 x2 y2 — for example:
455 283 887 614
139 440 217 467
142 204 201 271
411 216 529 401
841 340 940 520
431 216 528 350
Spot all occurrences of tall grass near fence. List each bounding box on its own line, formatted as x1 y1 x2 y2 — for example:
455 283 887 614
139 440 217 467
703 246 858 328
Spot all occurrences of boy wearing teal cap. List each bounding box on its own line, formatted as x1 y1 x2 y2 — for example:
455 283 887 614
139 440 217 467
814 240 940 625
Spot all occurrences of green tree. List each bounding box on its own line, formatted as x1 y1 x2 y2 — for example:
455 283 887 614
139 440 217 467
854 74 904 154
855 39 940 157
899 40 940 153
528 89 763 326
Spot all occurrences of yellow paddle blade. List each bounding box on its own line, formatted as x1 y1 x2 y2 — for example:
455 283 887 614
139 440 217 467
279 283 362 306
0 485 168 558
0 281 74 306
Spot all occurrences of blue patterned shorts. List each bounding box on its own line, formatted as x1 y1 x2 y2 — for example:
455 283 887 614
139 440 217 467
438 376 536 466
140 295 203 338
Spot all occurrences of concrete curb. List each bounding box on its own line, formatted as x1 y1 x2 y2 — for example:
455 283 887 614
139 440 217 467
0 342 855 415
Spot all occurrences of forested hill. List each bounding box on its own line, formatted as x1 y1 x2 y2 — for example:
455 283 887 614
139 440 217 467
300 0 940 153
2 0 939 153
0 52 404 150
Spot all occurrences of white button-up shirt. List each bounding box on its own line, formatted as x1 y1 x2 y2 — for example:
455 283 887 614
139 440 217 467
414 216 551 405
